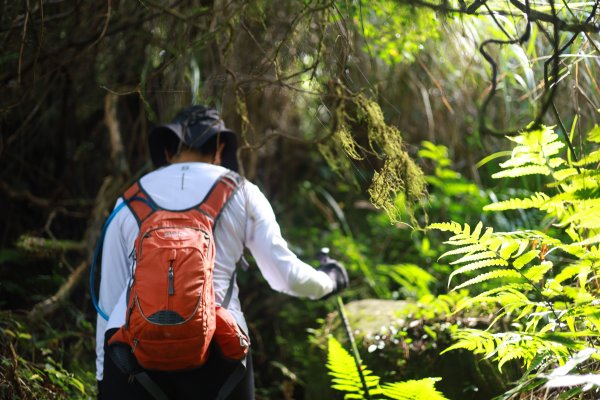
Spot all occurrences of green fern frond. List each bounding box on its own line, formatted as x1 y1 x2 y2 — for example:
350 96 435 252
499 241 521 260
523 261 553 283
427 221 463 234
453 269 523 291
513 250 540 270
574 149 600 167
444 237 479 246
441 329 496 355
587 124 600 143
439 244 489 259
484 192 550 211
444 223 491 245
551 168 600 190
381 263 435 297
455 285 530 313
327 336 381 398
430 124 600 389
492 165 551 179
573 234 600 247
449 259 508 284
564 206 600 229
551 167 583 183
381 378 448 400
491 126 567 180
327 336 449 399
497 345 533 371
450 251 498 265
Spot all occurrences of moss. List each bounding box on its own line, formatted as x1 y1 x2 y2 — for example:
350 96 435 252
319 91 426 223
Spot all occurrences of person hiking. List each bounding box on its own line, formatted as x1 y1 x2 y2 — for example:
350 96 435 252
94 105 349 400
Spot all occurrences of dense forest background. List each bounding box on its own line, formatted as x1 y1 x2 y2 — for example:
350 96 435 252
1 1 599 399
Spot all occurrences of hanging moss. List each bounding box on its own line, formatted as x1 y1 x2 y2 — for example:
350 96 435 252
319 91 426 222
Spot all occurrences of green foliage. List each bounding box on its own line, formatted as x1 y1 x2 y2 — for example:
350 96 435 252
381 378 447 400
429 124 600 397
327 336 448 399
327 336 383 399
0 312 94 400
338 0 440 65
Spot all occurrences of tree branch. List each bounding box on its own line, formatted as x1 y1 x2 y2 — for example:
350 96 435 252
28 176 124 321
104 93 130 177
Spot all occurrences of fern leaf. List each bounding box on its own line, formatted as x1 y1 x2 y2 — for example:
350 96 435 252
439 244 488 259
587 124 600 143
381 378 448 400
471 221 484 240
523 261 553 283
455 285 530 312
327 336 377 398
573 234 600 247
555 264 587 284
497 346 531 372
492 165 551 179
500 241 520 259
444 238 479 246
574 149 600 167
513 250 540 270
548 157 566 168
565 206 600 229
551 167 585 183
427 221 462 234
449 259 509 284
450 251 498 265
452 269 523 291
442 329 496 355
514 303 536 322
484 192 550 211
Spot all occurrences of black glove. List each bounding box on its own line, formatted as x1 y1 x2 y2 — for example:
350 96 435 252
317 258 349 298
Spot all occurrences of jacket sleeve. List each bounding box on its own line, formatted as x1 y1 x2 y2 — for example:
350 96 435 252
243 182 334 300
95 199 138 380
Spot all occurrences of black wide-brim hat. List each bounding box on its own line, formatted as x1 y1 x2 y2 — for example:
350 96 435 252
148 105 239 172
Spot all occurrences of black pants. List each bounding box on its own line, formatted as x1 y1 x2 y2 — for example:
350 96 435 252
98 329 254 400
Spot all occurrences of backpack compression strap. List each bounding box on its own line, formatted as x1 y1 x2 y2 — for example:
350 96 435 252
197 171 243 223
122 181 157 226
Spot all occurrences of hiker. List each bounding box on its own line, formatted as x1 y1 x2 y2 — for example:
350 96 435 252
95 105 349 400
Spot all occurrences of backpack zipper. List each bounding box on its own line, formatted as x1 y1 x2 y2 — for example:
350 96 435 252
168 261 175 296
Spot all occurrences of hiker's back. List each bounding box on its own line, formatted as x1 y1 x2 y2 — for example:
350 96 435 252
139 162 247 316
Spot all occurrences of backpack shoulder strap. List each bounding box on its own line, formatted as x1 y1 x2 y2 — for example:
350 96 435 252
122 181 158 226
197 171 244 224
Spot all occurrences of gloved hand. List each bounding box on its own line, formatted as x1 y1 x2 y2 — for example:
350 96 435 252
317 258 349 298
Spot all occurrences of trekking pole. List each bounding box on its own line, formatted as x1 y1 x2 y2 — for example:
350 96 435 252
318 248 372 400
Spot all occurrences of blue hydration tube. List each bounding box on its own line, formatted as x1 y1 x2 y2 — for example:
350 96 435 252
90 201 128 321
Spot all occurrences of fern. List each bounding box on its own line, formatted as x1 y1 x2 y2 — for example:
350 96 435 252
448 259 509 285
326 336 448 400
483 192 550 211
492 165 551 178
381 378 447 400
428 124 600 398
377 263 435 298
327 336 382 399
453 269 523 290
427 221 463 234
573 149 600 167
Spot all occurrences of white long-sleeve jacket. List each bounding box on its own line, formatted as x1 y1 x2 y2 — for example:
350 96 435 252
95 162 334 380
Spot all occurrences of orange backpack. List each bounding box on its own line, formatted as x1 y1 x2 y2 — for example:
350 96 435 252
108 171 248 373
